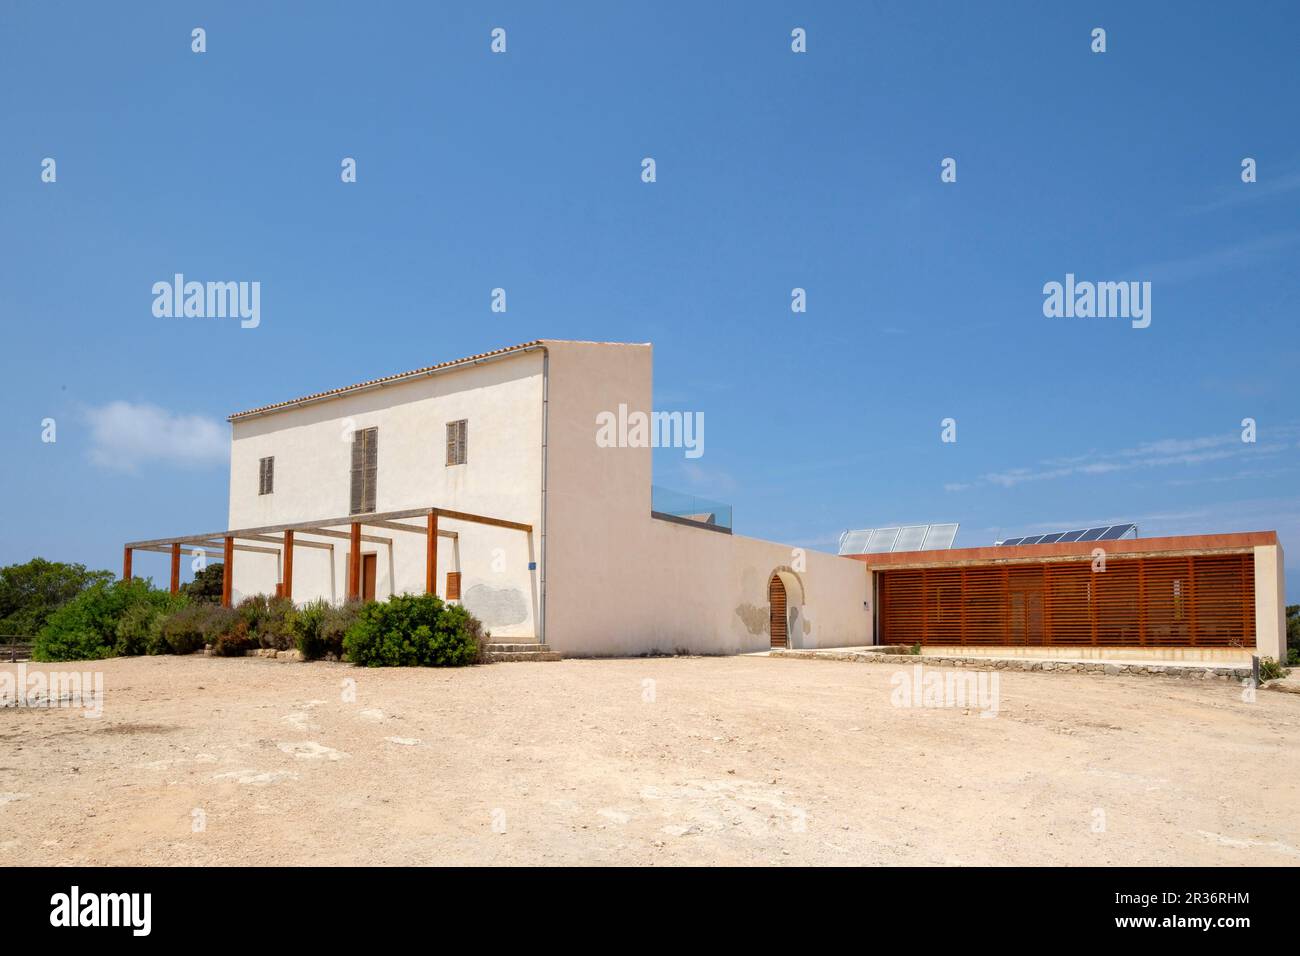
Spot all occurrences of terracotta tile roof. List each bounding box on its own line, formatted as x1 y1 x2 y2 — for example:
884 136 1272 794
227 341 544 421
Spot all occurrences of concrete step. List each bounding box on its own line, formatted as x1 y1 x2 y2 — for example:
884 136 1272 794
485 643 561 662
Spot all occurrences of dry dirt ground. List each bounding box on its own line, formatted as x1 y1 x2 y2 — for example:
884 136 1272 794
3 654 1299 866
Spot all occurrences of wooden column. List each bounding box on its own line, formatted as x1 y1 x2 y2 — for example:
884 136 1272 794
348 522 362 601
169 543 181 594
282 530 294 601
222 536 234 608
425 513 438 595
122 546 133 581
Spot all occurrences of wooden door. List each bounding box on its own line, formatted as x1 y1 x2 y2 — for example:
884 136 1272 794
769 575 787 648
349 552 379 602
362 553 377 601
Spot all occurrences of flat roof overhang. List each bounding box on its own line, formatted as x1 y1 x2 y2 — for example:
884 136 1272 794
848 530 1277 571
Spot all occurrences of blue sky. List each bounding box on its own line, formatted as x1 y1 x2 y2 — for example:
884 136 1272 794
1 1 1298 597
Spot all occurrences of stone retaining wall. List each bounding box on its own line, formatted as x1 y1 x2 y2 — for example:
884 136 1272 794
770 648 1253 682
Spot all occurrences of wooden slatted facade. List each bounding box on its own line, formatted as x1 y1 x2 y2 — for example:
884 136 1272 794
879 553 1255 648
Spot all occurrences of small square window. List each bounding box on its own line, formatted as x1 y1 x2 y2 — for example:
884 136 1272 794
258 456 274 495
446 420 467 466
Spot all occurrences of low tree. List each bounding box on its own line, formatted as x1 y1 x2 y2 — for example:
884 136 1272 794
0 558 114 637
181 563 225 604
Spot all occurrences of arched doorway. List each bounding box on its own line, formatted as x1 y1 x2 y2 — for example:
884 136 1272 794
769 574 788 648
768 569 805 649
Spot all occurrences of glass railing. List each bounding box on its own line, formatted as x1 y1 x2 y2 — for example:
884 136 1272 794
651 485 733 531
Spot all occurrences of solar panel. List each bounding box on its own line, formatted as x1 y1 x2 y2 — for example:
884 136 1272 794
839 523 961 555
838 529 873 555
1096 523 1137 541
866 528 901 553
893 525 930 552
997 524 1137 546
922 523 959 550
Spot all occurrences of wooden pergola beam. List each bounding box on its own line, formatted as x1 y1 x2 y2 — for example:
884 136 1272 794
432 507 532 534
125 505 529 550
295 527 393 546
365 518 457 539
237 532 332 551
197 540 283 556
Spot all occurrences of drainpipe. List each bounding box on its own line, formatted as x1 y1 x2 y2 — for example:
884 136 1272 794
538 346 549 646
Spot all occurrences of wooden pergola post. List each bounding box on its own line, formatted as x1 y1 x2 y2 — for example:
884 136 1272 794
222 536 234 608
282 530 294 601
348 522 361 601
426 513 438 595
169 543 181 594
122 546 133 581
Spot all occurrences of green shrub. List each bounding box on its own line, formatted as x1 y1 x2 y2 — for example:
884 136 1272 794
1287 648 1299 668
342 593 487 667
159 603 234 655
1258 657 1290 682
34 578 173 661
211 619 257 657
225 594 297 650
115 592 186 656
291 600 361 661
258 596 297 650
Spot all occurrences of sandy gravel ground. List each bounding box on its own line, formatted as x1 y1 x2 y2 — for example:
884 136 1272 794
2 654 1298 866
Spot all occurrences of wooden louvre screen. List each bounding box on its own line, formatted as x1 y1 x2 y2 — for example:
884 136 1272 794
445 571 462 601
879 553 1255 648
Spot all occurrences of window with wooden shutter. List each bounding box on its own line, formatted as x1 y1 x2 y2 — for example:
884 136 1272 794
446 571 462 601
349 427 378 514
446 420 467 466
258 456 274 495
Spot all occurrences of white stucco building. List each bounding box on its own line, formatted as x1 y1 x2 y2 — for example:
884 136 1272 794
122 338 1285 663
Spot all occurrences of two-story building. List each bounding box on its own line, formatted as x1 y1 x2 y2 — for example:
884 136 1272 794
121 339 1286 663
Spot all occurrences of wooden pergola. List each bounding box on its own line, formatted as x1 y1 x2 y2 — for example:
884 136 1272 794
123 506 532 606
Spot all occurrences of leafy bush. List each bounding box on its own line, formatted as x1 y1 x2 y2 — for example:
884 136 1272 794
160 603 236 655
115 592 186 656
1258 656 1290 682
34 578 174 661
1288 648 1299 668
258 596 297 650
223 594 298 651
211 619 257 657
292 600 361 661
343 593 488 667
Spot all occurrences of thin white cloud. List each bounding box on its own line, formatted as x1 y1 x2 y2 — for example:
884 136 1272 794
1189 168 1300 214
84 401 228 473
1124 232 1299 285
948 425 1299 492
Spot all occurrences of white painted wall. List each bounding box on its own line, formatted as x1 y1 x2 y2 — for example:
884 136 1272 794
224 339 873 654
540 340 873 656
1255 544 1287 662
227 349 544 639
